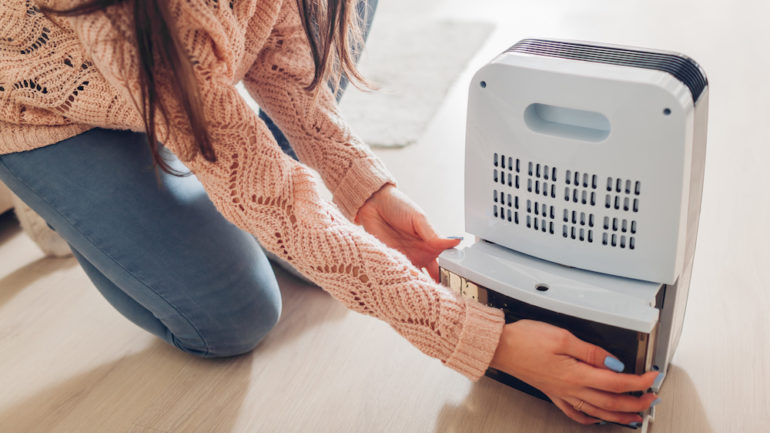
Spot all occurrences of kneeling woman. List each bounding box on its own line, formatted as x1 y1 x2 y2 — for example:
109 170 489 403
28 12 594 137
0 0 658 425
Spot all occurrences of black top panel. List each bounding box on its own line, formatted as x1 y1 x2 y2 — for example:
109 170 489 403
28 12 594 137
507 39 708 103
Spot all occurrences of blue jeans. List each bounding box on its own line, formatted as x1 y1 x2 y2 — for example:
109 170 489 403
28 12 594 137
0 0 377 357
0 129 282 356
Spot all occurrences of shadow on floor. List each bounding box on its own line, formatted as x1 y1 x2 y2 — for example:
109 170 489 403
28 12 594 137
0 263 347 432
0 343 253 433
0 256 77 307
649 365 715 433
257 264 349 355
433 364 714 433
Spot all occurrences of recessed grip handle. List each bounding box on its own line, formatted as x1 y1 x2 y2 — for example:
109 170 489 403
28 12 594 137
524 103 610 142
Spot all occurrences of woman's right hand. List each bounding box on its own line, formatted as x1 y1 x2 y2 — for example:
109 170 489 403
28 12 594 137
490 320 660 426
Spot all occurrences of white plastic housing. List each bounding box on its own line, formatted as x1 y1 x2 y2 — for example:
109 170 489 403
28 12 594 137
465 47 709 283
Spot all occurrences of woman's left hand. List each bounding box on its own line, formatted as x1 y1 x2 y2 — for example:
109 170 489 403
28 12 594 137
355 184 461 282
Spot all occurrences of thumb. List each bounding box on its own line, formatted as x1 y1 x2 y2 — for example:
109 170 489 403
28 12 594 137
564 333 626 373
413 214 440 241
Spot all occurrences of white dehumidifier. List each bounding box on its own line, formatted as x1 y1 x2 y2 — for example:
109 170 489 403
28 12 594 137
438 39 708 430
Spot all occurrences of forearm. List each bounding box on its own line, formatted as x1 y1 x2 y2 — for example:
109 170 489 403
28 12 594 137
241 0 395 220
185 97 503 378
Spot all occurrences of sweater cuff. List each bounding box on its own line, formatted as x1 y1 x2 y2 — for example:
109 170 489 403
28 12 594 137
0 122 95 154
444 299 505 381
332 156 396 221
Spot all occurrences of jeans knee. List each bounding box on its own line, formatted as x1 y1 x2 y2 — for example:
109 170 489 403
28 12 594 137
222 294 282 356
173 284 282 358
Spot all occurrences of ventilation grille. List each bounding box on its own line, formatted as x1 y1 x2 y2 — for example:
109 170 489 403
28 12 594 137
492 153 640 250
562 209 595 243
602 216 637 249
564 169 598 206
525 199 556 234
605 176 641 212
507 39 708 103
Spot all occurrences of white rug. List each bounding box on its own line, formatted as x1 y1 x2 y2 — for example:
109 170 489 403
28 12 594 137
339 5 494 148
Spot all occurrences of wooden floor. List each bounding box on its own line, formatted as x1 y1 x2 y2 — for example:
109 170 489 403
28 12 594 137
1 0 769 432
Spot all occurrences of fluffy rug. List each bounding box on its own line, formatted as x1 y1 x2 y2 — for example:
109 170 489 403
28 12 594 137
12 193 72 258
339 3 494 148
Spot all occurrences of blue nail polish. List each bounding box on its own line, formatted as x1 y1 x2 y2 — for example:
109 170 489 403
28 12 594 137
604 356 624 372
447 236 464 240
652 372 664 390
650 398 661 408
629 422 642 428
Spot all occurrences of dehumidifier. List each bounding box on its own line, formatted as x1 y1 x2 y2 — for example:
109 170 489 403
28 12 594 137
438 38 708 431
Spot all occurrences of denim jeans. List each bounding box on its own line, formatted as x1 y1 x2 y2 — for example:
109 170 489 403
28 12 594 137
0 0 377 357
0 129 284 356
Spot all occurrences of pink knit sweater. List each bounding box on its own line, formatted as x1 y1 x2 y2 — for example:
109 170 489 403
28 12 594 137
0 0 504 379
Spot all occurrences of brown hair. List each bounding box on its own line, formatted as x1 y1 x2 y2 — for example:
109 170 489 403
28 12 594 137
40 0 366 174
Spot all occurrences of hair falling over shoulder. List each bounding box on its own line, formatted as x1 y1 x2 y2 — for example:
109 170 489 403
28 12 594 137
39 0 368 175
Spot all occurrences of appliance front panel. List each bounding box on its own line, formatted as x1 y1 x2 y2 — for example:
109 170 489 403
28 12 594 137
465 53 696 283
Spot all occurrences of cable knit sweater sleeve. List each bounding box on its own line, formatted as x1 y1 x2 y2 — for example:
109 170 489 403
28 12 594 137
240 1 392 221
41 0 505 380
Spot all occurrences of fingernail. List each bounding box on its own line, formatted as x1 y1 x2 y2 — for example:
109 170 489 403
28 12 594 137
599 421 607 425
629 421 642 428
603 356 624 372
650 397 661 408
652 372 664 390
447 236 464 240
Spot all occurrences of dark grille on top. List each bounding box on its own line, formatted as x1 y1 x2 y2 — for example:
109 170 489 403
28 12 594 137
507 39 708 103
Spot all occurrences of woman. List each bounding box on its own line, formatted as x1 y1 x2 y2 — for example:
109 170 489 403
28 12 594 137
0 0 659 426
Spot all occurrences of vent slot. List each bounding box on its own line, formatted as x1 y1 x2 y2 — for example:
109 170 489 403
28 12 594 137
525 199 556 234
525 161 558 198
492 154 523 226
561 208 595 243
492 185 520 225
564 169 599 207
604 176 641 213
602 216 638 249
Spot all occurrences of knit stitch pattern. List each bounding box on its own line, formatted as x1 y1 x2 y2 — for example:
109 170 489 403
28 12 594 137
0 0 504 380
